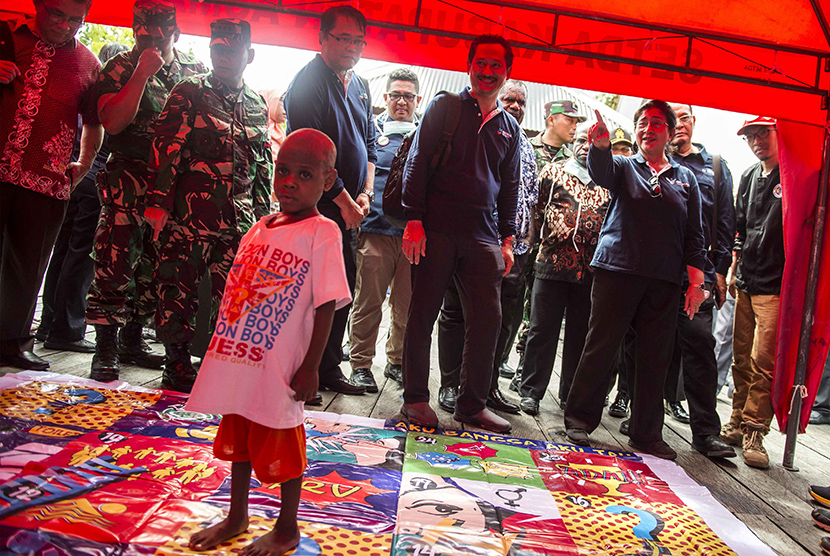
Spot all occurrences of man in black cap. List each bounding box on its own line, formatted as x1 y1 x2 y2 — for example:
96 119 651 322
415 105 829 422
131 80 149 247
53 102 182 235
610 127 634 156
145 18 272 392
86 0 206 383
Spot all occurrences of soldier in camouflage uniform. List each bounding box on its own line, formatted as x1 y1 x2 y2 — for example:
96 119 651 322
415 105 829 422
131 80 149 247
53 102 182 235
86 0 207 383
145 19 273 393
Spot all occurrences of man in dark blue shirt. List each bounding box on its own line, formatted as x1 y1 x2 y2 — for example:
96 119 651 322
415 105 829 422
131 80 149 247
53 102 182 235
348 68 421 393
400 35 521 433
284 6 377 397
667 102 737 459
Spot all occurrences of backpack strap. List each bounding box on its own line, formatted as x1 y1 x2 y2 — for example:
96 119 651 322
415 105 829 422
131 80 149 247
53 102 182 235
429 91 462 172
711 154 721 254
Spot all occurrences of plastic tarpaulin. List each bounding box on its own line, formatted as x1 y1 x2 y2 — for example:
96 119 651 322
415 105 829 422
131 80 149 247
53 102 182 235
3 0 829 431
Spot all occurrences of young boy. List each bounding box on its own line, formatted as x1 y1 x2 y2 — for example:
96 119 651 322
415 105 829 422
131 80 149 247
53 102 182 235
185 129 351 555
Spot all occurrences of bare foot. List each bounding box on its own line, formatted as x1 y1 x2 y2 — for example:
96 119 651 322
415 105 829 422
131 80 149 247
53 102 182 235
189 515 249 551
242 527 301 556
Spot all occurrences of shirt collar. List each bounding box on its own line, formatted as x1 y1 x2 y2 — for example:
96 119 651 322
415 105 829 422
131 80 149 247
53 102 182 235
207 71 246 101
633 151 680 169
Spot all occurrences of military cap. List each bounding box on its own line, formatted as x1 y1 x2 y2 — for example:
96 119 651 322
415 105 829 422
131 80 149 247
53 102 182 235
610 127 633 147
548 100 587 122
133 0 177 38
209 19 252 51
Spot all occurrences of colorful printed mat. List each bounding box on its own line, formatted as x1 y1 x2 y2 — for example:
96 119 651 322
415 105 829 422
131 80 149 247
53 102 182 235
0 371 774 555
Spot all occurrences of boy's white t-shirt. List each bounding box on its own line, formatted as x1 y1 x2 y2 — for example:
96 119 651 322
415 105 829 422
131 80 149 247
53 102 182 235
185 214 351 429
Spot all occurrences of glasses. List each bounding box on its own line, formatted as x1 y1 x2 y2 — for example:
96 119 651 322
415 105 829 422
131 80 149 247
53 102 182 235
45 6 85 27
648 174 662 198
388 92 416 103
636 118 667 131
742 128 773 143
677 115 693 124
327 33 367 47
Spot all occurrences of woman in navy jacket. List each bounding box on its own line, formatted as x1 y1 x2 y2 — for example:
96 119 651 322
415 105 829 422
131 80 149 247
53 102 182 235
563 100 708 460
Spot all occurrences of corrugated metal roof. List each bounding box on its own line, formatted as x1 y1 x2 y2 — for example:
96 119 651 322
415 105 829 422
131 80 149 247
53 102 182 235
362 63 633 135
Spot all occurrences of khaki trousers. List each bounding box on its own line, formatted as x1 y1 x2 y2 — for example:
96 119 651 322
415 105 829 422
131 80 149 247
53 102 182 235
349 232 412 369
730 289 779 432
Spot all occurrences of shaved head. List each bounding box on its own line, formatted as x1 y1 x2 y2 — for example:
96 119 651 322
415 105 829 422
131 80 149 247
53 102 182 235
282 128 337 169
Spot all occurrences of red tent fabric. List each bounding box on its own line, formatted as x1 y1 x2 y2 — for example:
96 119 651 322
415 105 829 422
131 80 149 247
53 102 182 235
5 0 829 432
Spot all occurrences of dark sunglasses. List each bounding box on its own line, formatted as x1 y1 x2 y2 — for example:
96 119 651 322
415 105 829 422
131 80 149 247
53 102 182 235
648 174 661 198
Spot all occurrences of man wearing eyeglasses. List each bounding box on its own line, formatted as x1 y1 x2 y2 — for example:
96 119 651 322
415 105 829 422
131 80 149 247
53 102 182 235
720 116 783 469
85 0 207 384
348 68 421 394
284 6 377 398
0 0 103 371
400 35 522 433
664 103 737 459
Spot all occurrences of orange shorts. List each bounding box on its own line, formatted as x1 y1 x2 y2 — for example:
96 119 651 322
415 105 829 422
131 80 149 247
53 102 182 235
213 414 307 484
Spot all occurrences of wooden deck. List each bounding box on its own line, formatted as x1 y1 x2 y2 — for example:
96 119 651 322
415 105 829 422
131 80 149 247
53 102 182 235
2 303 829 556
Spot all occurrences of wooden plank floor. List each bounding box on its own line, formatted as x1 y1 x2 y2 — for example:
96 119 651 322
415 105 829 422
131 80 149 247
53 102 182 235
2 302 829 555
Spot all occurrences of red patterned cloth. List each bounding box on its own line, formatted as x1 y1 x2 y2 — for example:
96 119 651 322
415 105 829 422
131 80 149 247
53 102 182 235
0 18 101 200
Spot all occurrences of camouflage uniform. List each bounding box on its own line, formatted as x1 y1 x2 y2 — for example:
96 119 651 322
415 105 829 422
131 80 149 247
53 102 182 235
85 29 206 328
147 71 273 345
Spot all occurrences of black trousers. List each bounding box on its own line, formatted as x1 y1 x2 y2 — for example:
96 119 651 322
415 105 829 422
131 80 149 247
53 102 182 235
402 231 503 416
37 177 101 341
672 286 721 443
318 202 357 382
564 269 680 446
0 182 68 355
438 251 529 390
520 275 593 403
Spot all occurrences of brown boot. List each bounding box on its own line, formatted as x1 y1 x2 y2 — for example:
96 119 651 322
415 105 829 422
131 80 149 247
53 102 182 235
742 426 769 469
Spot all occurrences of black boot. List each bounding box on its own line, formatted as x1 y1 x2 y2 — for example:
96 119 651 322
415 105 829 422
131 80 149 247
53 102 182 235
161 343 197 393
91 324 120 382
119 322 166 369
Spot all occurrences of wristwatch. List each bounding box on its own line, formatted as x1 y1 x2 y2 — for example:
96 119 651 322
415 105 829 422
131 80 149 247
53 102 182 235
360 188 375 202
690 282 706 291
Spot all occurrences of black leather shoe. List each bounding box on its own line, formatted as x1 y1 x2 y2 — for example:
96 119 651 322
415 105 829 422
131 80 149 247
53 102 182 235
810 410 830 425
350 368 378 393
1 351 50 370
486 388 520 414
91 324 119 381
520 397 539 415
565 428 590 447
320 375 366 395
455 408 511 433
619 419 630 436
44 338 96 353
438 386 458 412
306 393 324 406
384 363 403 385
812 508 830 532
628 439 677 460
821 536 830 556
666 401 690 423
692 434 737 458
34 329 50 342
608 393 630 418
498 362 516 379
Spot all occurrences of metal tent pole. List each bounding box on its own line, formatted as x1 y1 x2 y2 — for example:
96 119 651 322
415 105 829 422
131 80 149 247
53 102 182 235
783 108 830 471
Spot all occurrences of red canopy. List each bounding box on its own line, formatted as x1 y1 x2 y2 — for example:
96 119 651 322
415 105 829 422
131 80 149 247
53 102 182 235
6 0 830 434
